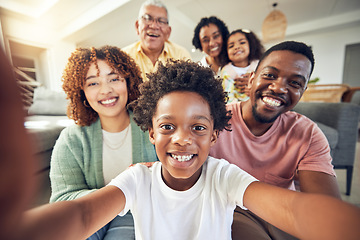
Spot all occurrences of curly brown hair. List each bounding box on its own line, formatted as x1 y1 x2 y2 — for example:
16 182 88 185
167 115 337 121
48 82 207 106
130 59 232 132
62 46 143 126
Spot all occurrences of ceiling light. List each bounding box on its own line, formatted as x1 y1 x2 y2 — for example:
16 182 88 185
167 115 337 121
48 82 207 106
262 2 287 43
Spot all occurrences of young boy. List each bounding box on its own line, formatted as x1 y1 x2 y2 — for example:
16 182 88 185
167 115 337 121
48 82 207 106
19 60 360 240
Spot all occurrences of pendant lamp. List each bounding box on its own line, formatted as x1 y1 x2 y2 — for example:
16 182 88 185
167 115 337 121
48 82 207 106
262 3 287 43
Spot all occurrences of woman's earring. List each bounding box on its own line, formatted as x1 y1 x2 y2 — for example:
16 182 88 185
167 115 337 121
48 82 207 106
83 100 90 108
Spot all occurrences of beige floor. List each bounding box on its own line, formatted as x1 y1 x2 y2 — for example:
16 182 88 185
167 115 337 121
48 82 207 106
335 139 360 206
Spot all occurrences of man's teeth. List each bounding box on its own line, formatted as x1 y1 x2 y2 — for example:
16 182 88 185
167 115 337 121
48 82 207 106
171 154 193 162
101 98 116 104
262 97 281 107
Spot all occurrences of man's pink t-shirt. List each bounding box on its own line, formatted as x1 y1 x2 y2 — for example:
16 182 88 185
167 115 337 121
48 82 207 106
209 102 335 190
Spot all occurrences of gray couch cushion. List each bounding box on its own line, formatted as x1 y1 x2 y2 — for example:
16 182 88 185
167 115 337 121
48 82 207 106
28 87 68 116
27 127 65 153
315 122 338 150
25 115 74 153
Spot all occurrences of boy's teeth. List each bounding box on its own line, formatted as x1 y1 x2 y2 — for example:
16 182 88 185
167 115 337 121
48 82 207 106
262 97 281 107
171 154 193 162
101 98 116 104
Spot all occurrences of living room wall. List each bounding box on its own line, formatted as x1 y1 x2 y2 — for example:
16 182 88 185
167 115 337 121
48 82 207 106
2 9 359 91
283 23 360 85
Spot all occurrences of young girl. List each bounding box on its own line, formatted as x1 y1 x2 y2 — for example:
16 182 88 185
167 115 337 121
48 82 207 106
192 16 229 75
49 46 157 239
18 59 360 240
221 29 264 103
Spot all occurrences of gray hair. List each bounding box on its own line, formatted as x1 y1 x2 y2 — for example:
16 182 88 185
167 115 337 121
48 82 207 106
138 0 169 21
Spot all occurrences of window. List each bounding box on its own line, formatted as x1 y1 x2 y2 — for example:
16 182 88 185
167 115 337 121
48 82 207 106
9 40 44 111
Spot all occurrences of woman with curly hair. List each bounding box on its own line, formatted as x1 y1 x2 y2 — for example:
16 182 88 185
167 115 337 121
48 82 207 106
192 16 229 75
49 46 156 240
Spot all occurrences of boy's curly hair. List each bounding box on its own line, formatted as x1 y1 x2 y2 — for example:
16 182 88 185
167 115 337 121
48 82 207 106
130 59 232 132
62 46 143 126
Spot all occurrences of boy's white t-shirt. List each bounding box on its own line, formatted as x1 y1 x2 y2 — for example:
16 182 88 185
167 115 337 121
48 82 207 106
109 156 257 240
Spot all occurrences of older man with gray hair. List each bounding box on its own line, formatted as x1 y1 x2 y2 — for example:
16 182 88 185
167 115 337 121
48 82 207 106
123 0 191 81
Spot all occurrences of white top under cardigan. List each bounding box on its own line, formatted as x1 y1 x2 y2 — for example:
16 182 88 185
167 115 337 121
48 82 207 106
102 124 132 184
109 157 257 240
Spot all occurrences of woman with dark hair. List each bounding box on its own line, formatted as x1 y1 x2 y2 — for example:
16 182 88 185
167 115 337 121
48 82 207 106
49 46 156 240
192 16 229 75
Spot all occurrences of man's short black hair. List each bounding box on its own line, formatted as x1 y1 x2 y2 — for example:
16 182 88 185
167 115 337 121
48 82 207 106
256 41 315 77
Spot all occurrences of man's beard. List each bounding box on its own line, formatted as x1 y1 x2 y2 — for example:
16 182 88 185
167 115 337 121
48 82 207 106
252 101 281 124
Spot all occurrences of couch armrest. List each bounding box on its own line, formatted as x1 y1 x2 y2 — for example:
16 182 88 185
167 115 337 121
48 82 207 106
342 86 360 103
293 102 360 166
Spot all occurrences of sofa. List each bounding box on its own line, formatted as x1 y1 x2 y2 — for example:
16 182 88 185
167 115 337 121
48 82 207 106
293 101 360 195
25 115 73 173
25 87 74 206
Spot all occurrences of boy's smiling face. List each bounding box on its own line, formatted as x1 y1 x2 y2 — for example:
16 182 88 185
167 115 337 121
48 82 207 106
149 91 218 191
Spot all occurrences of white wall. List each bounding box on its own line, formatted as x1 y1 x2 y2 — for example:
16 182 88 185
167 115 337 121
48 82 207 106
2 9 359 90
266 23 360 84
45 41 77 91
